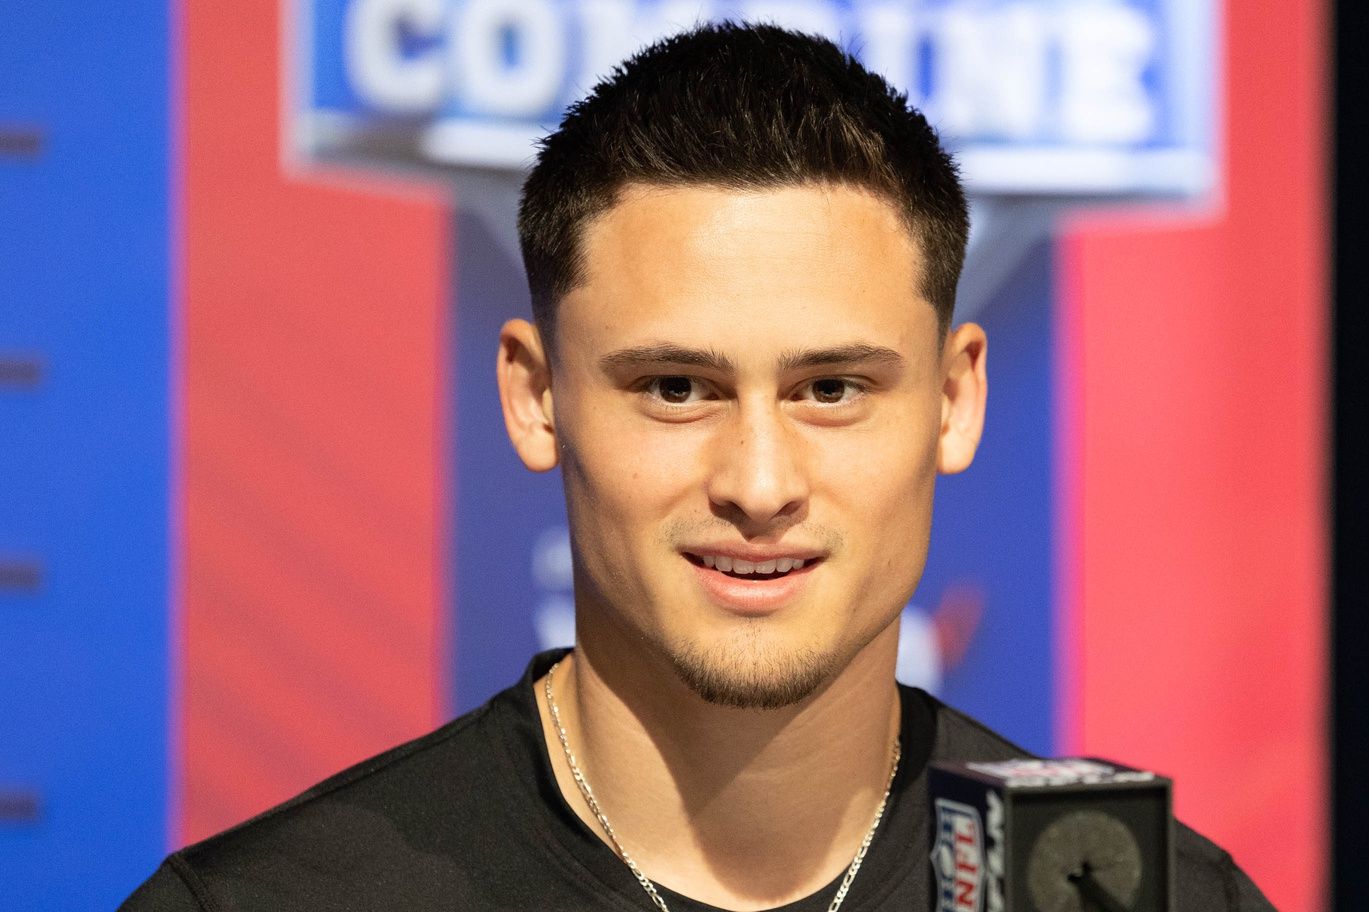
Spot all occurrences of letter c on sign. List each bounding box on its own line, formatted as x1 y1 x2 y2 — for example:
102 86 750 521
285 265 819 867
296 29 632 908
345 0 445 112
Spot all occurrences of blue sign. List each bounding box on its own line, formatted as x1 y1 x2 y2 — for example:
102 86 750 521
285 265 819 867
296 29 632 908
293 0 1215 194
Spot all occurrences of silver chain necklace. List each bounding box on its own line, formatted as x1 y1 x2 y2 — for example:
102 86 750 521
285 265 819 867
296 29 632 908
544 659 901 912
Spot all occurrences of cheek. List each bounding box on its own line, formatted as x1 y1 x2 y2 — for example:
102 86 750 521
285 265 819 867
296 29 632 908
809 408 941 582
813 404 940 500
555 400 706 584
564 410 705 519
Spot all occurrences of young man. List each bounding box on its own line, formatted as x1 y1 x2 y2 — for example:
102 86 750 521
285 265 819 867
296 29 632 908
124 24 1272 912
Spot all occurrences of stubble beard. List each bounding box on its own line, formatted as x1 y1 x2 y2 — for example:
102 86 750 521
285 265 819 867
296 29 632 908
665 623 839 709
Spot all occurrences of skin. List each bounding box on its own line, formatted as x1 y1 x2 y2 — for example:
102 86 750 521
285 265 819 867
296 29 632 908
497 183 987 909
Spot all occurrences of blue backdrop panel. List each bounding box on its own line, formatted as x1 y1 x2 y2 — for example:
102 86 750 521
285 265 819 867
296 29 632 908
0 7 172 909
921 239 1055 755
451 205 570 708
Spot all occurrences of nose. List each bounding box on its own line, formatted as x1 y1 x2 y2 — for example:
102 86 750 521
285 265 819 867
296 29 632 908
705 399 810 530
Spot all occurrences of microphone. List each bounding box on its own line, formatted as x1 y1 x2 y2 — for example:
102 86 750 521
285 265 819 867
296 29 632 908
929 758 1173 911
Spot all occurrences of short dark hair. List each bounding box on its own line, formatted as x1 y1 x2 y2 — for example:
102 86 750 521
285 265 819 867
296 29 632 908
517 22 969 345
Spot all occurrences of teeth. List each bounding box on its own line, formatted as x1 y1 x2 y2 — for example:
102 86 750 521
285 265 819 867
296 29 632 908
697 554 811 575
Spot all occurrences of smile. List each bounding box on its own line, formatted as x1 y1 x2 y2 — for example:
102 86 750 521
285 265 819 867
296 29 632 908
683 551 819 615
687 553 807 577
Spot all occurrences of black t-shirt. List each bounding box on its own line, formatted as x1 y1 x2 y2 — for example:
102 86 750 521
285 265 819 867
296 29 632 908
121 650 1274 911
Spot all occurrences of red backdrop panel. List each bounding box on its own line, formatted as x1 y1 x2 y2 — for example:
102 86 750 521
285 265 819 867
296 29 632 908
177 0 450 843
1058 2 1327 909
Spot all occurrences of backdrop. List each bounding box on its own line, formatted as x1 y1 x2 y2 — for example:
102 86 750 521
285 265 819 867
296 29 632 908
0 2 1326 909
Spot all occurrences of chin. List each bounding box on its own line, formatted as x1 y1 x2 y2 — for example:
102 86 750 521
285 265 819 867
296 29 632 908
664 624 840 710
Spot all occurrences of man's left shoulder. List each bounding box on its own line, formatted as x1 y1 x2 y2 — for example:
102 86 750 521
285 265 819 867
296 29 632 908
914 688 1277 911
1173 825 1276 911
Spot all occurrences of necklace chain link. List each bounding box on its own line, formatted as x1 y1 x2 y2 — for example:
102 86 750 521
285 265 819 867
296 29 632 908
544 659 900 912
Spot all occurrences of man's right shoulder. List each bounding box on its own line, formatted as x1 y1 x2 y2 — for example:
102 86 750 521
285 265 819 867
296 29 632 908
118 688 535 912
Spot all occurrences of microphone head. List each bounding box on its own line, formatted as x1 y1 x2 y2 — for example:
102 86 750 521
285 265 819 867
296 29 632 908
929 758 1173 912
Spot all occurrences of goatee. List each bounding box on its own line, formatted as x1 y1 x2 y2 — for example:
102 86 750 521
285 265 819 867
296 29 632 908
667 629 835 709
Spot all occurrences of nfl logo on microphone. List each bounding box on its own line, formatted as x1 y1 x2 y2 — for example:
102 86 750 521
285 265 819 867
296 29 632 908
933 799 984 912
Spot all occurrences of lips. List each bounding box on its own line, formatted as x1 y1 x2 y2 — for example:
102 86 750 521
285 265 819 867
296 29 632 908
682 550 822 615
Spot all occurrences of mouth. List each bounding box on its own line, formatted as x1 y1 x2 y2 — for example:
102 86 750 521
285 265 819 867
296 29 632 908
680 548 824 616
683 552 817 580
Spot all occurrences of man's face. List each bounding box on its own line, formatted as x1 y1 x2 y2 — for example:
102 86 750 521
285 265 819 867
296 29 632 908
517 183 979 708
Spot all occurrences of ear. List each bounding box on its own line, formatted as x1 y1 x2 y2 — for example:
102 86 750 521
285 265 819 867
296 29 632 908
936 323 988 475
497 319 559 473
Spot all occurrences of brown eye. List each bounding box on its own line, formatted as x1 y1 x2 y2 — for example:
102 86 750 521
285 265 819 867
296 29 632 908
653 376 697 404
810 378 849 404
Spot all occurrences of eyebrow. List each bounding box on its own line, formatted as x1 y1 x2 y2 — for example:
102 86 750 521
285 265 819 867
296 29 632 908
599 344 736 373
598 342 905 374
776 344 906 372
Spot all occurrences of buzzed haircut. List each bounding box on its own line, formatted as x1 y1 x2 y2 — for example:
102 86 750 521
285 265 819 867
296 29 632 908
517 21 970 346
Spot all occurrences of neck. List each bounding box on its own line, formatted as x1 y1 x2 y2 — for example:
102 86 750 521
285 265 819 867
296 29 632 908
536 625 902 911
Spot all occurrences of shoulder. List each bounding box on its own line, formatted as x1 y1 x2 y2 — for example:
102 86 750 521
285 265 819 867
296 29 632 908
913 687 1035 765
117 860 204 912
1172 827 1277 911
121 691 531 911
911 688 1276 911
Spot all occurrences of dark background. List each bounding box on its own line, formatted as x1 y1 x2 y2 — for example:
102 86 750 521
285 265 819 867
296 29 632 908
1333 0 1367 905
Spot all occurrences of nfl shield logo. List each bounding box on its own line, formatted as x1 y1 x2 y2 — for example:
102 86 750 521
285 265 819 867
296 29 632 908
932 798 984 912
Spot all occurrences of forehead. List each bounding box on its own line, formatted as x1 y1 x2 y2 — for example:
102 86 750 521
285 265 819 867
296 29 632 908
560 183 933 355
